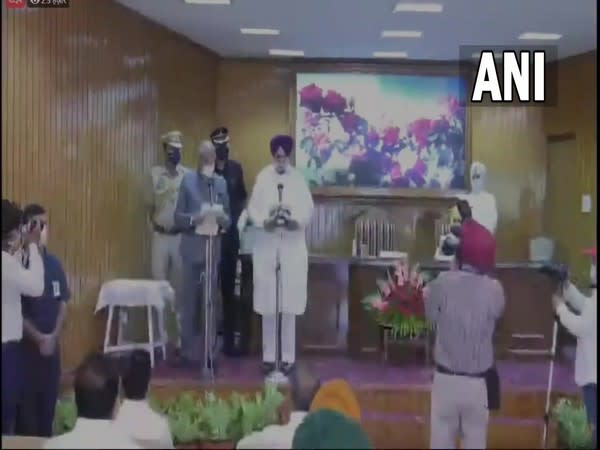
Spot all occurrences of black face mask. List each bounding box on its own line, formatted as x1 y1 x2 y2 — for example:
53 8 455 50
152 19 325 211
215 144 229 161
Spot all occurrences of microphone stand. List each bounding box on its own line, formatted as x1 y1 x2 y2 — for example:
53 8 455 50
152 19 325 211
201 180 216 381
266 185 288 386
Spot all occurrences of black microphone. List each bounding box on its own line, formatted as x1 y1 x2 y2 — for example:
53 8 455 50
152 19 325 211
277 183 284 204
207 178 214 205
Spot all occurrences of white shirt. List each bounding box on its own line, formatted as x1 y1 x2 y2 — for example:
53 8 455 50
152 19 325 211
114 399 173 449
236 411 307 449
2 244 45 343
44 418 142 449
557 284 597 386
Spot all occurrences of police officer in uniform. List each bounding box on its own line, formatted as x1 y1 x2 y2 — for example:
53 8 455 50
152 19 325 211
211 127 247 357
144 130 189 356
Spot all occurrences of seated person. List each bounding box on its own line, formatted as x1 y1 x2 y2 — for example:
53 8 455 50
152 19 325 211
237 362 321 449
44 353 140 449
114 350 173 449
310 379 361 423
292 409 371 449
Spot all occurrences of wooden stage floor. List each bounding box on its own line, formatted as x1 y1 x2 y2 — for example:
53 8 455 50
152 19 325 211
143 356 576 449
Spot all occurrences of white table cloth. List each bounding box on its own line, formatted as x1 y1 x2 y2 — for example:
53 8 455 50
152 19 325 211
95 279 175 367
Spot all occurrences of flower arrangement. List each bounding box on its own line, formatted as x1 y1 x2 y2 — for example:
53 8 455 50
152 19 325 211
362 262 431 339
553 398 593 449
297 79 466 189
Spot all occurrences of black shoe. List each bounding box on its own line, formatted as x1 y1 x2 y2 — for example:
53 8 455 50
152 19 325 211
282 362 294 375
262 362 275 375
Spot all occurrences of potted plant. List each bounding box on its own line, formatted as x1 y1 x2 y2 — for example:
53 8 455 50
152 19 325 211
553 398 593 449
362 262 431 338
160 393 205 449
52 396 77 436
196 392 239 449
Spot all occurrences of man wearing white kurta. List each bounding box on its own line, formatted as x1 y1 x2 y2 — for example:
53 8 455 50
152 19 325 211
247 135 314 374
144 130 189 350
458 161 498 235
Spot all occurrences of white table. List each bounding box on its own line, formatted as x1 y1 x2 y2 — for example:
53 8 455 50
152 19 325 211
95 279 175 367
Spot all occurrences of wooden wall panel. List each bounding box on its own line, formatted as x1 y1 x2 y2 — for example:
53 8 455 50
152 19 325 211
544 52 597 279
1 0 218 371
216 61 548 261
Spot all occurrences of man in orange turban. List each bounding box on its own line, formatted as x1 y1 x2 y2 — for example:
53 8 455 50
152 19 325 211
309 379 361 423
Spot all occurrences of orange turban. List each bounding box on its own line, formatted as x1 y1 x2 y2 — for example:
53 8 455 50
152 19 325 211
309 379 361 422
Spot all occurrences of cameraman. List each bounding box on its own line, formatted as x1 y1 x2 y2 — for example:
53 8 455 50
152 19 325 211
552 248 597 447
1 199 44 435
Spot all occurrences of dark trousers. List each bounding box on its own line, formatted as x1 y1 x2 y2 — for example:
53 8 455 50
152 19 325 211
220 230 240 353
2 342 23 435
15 343 61 438
582 383 597 447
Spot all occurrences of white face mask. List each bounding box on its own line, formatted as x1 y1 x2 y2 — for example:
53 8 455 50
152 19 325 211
590 263 596 286
40 226 48 247
202 164 215 177
470 162 487 194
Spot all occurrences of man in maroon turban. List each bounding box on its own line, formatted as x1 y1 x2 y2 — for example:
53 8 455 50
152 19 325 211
425 216 505 449
247 134 314 375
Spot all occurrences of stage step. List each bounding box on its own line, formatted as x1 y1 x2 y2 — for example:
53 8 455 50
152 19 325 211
362 414 551 449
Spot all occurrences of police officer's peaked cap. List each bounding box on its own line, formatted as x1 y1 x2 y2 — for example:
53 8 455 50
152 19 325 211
210 127 230 145
161 130 183 149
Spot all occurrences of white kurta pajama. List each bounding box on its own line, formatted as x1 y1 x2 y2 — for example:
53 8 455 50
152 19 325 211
248 165 314 364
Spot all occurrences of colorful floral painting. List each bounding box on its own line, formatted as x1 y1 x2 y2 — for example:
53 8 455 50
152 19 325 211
295 73 467 190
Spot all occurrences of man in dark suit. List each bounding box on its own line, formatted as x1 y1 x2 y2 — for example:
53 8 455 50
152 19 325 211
211 127 248 357
174 140 230 369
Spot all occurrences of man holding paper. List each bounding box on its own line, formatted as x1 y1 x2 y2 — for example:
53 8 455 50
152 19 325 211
247 135 314 375
174 140 230 368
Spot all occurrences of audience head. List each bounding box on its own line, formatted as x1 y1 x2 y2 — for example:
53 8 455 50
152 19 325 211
289 362 321 412
74 353 119 420
310 379 361 422
292 409 371 449
122 350 152 401
23 203 48 247
197 140 216 176
161 130 183 167
2 199 24 254
270 134 293 174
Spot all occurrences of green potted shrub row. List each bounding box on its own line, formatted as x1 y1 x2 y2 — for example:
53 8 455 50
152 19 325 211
553 398 594 450
54 385 284 450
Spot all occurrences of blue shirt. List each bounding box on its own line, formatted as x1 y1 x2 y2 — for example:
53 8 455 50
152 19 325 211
21 250 70 334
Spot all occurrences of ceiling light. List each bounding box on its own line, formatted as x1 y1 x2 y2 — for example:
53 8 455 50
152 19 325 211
373 51 408 58
518 32 562 41
381 30 423 38
269 49 304 57
184 0 230 4
241 28 280 36
393 2 443 13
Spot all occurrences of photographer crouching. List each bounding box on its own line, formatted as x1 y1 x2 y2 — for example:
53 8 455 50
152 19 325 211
551 248 597 447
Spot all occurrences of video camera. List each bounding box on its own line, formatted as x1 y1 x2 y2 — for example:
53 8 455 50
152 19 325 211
538 262 569 283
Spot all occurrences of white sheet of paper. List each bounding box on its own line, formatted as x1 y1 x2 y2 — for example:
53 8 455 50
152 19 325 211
195 204 220 236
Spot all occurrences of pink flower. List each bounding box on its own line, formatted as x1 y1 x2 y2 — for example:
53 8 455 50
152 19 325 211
382 126 400 147
412 158 427 175
299 84 323 113
390 163 402 180
366 128 379 147
322 90 347 116
372 298 389 312
407 118 433 149
340 112 360 133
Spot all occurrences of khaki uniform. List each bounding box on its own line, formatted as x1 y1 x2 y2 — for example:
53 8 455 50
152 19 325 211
143 130 188 343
